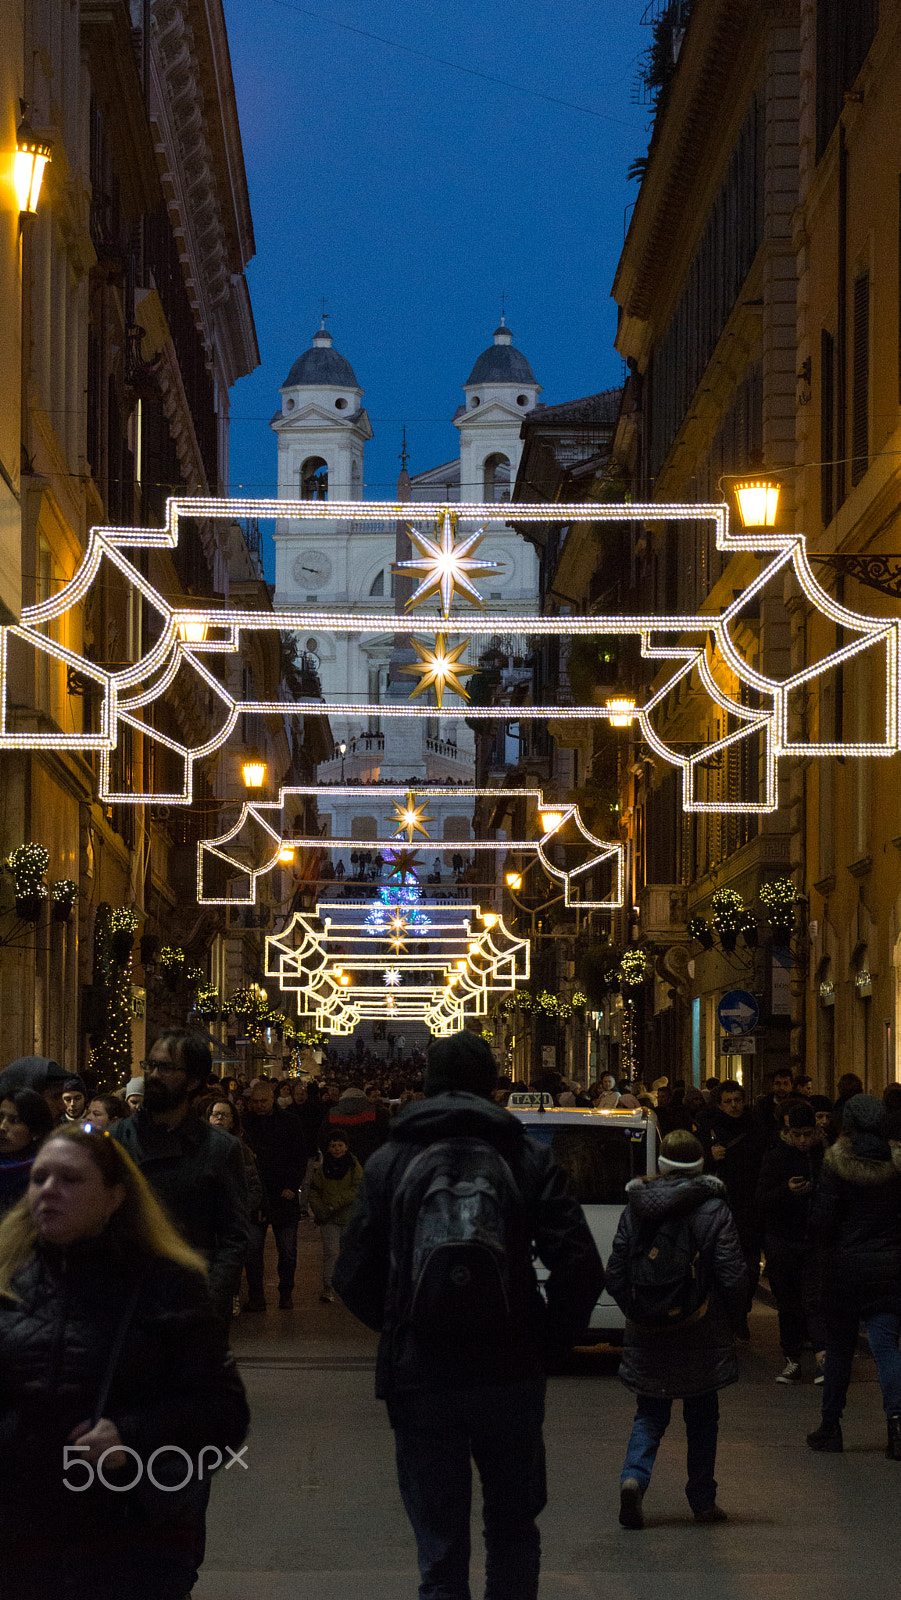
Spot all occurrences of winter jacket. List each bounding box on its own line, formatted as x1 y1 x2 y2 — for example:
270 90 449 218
242 1106 307 1219
309 1154 363 1225
754 1132 823 1246
0 1239 248 1549
810 1136 901 1319
704 1109 765 1225
110 1110 249 1317
239 1139 265 1220
605 1173 747 1399
319 1088 390 1166
332 1091 605 1398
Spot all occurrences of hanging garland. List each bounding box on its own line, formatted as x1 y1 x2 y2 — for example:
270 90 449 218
619 948 648 986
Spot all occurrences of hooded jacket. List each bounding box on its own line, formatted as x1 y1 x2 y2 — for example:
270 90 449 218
318 1087 390 1166
332 1091 605 1398
605 1173 747 1398
309 1151 363 1226
809 1136 901 1317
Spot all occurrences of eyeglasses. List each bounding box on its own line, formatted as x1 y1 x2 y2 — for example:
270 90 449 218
140 1059 186 1075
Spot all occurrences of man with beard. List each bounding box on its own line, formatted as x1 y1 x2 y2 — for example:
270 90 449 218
110 1029 248 1319
704 1080 765 1338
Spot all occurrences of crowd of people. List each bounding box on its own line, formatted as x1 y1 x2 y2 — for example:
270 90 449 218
0 1039 898 1598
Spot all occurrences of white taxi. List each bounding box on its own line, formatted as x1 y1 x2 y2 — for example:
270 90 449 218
507 1092 659 1341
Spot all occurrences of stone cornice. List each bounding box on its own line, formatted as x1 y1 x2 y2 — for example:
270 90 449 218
613 0 788 331
149 0 258 382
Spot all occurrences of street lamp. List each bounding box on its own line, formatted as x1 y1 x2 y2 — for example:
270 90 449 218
734 474 780 528
14 104 52 217
505 871 522 891
277 839 295 865
606 697 636 727
176 614 209 644
241 750 266 789
339 740 347 782
538 809 564 833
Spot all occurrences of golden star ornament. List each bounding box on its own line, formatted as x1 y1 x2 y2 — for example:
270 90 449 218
392 511 502 616
391 790 434 844
399 634 476 710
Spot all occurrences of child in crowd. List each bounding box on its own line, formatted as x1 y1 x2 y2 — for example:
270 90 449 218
309 1132 362 1302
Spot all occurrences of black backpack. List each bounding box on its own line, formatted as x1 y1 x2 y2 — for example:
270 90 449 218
627 1209 709 1328
387 1137 529 1353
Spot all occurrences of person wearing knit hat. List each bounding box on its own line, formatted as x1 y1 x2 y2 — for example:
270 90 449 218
807 1095 901 1456
125 1077 144 1114
605 1129 747 1528
333 1029 604 1598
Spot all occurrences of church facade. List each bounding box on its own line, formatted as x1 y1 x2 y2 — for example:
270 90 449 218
271 322 542 865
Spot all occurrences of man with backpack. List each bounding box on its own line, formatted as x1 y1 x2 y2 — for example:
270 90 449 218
605 1129 747 1530
332 1030 604 1600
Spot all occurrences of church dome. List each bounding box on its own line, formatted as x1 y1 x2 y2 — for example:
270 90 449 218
465 324 537 387
282 327 360 389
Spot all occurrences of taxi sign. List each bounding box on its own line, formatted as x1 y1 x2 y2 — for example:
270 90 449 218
508 1091 554 1109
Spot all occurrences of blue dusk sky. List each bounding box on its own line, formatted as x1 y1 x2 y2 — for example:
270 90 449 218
221 0 651 567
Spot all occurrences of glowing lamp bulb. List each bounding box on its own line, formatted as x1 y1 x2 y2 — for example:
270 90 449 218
539 810 564 833
606 697 636 727
456 958 467 971
734 478 780 528
14 115 52 214
505 871 522 890
177 615 209 644
481 912 499 928
277 841 295 865
339 973 351 987
241 752 266 789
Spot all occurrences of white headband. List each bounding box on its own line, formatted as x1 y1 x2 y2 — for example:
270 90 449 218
658 1154 703 1176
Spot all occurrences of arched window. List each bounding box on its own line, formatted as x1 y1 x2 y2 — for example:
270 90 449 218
483 452 511 501
300 457 328 500
369 570 384 596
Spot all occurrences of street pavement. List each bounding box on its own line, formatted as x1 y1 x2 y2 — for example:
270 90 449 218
196 1218 901 1599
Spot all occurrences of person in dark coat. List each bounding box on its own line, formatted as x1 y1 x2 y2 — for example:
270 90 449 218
242 1077 307 1311
806 1095 901 1456
319 1080 390 1165
0 1088 54 1213
704 1079 765 1335
752 1067 795 1140
606 1130 747 1529
0 1124 248 1599
333 1030 604 1600
754 1100 824 1382
110 1031 249 1321
0 1054 69 1124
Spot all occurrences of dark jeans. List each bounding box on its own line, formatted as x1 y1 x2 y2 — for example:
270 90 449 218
387 1379 547 1600
765 1240 810 1359
245 1216 298 1300
822 1309 901 1424
621 1391 719 1513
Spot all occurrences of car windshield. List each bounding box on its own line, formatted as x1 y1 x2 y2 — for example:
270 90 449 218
526 1124 646 1205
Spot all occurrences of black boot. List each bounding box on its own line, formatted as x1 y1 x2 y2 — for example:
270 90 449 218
807 1420 843 1452
886 1414 901 1461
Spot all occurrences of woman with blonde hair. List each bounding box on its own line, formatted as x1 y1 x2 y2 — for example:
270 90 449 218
0 1125 248 1599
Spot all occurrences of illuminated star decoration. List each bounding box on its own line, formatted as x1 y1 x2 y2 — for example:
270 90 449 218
391 790 434 844
385 849 422 883
399 634 477 710
384 968 402 987
393 510 503 616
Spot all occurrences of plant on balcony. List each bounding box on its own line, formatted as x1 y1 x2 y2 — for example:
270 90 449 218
50 878 78 923
7 843 50 920
184 965 204 990
108 907 139 964
194 983 219 1020
620 949 648 986
760 877 798 942
739 910 759 949
711 888 744 953
687 915 714 950
158 945 186 991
